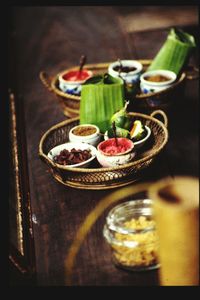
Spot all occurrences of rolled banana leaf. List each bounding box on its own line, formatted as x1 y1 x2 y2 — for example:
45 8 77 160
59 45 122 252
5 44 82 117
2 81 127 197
148 28 196 75
80 74 125 133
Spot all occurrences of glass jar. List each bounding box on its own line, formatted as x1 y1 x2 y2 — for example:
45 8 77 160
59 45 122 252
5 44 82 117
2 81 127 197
103 199 160 271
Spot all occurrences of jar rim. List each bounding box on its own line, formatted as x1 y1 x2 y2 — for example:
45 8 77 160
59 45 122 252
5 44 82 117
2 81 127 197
105 199 155 235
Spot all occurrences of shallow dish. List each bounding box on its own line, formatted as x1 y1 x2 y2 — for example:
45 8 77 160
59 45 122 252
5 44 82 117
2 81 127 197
47 142 97 168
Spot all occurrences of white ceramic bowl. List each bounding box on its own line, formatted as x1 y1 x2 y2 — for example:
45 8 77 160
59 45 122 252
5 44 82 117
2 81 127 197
108 60 143 85
69 124 101 146
47 142 97 168
132 126 151 149
96 151 136 167
96 138 136 167
140 69 177 94
58 69 93 95
104 126 151 149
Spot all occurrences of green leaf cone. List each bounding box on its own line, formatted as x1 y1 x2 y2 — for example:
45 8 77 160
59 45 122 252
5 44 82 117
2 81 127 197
80 74 125 133
148 28 196 75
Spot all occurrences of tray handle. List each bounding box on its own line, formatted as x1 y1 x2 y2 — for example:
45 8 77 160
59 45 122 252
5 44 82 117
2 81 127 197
39 150 67 182
150 110 168 128
39 71 53 92
185 65 199 80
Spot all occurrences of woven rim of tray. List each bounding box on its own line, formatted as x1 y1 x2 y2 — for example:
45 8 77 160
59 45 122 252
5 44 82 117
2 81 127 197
39 111 168 173
50 60 186 101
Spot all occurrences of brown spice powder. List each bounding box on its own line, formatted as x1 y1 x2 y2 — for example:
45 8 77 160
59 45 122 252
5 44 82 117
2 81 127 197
72 126 97 136
145 75 171 82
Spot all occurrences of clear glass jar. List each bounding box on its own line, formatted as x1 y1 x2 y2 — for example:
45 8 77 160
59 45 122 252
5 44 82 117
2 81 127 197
103 199 160 271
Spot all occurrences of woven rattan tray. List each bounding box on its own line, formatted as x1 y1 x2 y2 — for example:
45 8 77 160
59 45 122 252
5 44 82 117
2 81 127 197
39 110 168 190
39 60 188 117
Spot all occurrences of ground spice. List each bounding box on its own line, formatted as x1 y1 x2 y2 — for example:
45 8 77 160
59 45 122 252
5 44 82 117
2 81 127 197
72 126 97 136
145 75 171 82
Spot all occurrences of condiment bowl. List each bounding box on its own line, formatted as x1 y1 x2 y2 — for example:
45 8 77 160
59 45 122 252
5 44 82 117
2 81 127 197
69 124 101 146
108 60 143 85
96 138 135 167
104 125 151 149
58 69 93 95
140 69 177 94
47 142 97 168
132 125 151 149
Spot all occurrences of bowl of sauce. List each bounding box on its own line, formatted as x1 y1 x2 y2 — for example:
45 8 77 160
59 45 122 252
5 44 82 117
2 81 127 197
58 69 93 95
69 124 101 146
140 69 177 94
108 60 143 87
96 137 135 167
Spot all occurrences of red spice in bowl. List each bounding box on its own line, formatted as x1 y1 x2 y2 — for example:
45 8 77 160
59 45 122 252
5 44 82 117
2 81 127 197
62 70 92 82
98 138 134 156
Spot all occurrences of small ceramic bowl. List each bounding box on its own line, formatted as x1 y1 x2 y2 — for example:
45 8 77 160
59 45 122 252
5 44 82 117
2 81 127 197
104 126 151 149
108 60 143 86
58 69 93 95
132 126 151 149
47 142 97 168
140 69 177 94
69 124 101 147
96 138 135 167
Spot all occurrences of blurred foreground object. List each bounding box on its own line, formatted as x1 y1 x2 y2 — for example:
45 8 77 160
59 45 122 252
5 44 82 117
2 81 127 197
65 177 198 285
149 176 199 286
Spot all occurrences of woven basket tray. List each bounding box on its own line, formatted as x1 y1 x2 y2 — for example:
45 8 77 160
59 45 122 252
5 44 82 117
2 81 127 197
39 110 168 190
39 60 187 117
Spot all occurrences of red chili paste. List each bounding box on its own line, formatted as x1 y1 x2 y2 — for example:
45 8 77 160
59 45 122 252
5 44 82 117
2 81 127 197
62 70 91 82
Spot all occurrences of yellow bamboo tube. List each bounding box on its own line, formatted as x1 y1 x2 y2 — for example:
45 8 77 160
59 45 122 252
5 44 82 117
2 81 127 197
149 176 199 286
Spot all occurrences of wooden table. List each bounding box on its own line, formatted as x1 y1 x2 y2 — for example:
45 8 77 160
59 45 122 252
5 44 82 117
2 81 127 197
9 6 199 286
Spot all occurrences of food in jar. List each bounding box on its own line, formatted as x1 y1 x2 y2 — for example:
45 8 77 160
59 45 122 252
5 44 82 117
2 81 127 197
112 216 159 268
53 148 92 165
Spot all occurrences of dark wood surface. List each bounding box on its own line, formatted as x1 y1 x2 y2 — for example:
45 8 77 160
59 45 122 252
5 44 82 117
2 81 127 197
9 6 199 286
